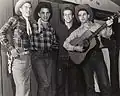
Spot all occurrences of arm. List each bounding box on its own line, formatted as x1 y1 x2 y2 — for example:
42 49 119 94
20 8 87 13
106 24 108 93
0 16 17 51
63 30 78 51
100 26 112 39
52 29 59 50
100 19 113 38
0 16 20 58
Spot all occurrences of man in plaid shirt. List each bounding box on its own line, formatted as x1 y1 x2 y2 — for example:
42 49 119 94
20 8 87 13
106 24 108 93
32 2 59 96
31 20 57 52
0 0 38 96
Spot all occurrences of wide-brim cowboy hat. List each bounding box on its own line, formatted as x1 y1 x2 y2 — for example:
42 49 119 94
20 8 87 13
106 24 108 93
15 0 31 15
34 2 52 21
60 3 75 23
75 4 94 22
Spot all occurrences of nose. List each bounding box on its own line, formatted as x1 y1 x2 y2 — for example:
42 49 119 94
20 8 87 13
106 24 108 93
44 13 47 17
27 8 31 12
81 15 84 19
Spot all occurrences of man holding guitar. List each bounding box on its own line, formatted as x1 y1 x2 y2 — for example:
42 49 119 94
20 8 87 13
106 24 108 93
63 4 113 96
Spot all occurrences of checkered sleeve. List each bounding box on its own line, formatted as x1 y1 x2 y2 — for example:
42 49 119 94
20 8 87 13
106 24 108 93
30 23 38 50
0 16 17 51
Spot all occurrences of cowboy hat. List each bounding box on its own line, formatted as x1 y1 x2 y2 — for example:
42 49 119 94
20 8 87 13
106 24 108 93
15 0 31 15
75 4 94 22
34 2 52 21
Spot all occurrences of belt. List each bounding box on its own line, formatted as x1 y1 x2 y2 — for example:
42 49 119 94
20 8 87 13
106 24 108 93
19 51 29 55
31 50 52 54
15 48 30 55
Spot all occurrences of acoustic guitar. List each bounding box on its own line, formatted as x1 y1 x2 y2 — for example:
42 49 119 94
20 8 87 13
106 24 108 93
68 13 119 64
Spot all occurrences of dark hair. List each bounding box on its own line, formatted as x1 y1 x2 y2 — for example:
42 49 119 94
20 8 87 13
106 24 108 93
34 2 52 21
77 9 89 15
62 7 74 16
60 4 75 23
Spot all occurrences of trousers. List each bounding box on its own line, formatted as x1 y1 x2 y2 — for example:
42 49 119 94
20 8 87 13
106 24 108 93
56 55 85 96
31 52 53 96
12 53 31 96
83 50 111 96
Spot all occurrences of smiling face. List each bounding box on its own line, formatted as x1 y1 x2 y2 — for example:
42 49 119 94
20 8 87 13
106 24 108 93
78 10 90 24
20 2 32 18
63 9 74 23
38 8 51 22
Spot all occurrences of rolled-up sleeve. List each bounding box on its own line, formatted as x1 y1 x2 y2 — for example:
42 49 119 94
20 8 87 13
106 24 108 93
90 23 112 38
100 27 112 38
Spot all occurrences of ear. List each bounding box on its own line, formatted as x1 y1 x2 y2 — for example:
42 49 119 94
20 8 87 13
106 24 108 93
72 15 74 18
19 7 23 13
38 13 41 17
88 14 90 19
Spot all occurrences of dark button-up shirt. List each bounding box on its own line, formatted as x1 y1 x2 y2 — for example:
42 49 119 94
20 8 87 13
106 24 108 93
56 21 79 56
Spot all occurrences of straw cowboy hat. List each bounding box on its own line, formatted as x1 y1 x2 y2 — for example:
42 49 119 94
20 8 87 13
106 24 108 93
15 0 31 15
75 4 94 22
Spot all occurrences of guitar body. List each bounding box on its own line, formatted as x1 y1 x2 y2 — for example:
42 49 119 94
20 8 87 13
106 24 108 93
69 31 96 64
68 13 119 64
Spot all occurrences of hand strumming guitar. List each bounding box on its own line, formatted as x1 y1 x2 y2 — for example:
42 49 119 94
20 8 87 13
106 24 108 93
73 46 83 52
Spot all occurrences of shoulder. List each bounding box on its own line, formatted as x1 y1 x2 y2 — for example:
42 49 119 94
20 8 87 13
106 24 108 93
30 19 38 29
69 26 80 37
7 16 19 24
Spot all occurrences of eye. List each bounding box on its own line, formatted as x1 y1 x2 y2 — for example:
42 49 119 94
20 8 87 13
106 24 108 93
47 12 50 15
41 12 45 14
78 14 81 16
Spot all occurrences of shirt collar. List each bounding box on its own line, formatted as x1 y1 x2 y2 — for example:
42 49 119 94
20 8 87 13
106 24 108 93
19 16 31 22
81 21 93 29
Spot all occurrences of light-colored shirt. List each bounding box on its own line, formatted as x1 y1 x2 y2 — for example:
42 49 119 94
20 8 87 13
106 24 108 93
63 21 112 51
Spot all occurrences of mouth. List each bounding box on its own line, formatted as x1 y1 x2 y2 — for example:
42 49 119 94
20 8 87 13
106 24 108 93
44 17 49 20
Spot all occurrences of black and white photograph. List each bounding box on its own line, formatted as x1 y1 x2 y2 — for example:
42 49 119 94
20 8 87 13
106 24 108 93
0 0 120 96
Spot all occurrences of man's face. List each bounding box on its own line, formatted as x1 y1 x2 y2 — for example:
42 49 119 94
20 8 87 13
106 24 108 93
78 10 90 24
20 3 32 18
38 8 51 22
63 10 73 23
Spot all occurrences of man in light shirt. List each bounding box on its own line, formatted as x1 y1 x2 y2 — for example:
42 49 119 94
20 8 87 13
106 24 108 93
63 4 113 96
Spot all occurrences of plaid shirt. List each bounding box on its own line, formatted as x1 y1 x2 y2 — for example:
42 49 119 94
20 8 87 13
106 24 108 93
31 22 58 52
0 16 37 51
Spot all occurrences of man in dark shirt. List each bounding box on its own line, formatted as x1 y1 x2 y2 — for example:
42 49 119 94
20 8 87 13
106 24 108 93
56 4 84 96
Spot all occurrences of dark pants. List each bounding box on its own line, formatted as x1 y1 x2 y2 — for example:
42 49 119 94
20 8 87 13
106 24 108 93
56 55 85 96
83 50 111 96
31 52 53 96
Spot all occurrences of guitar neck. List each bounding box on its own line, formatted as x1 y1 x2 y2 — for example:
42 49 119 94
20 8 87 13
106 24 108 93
88 23 107 41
